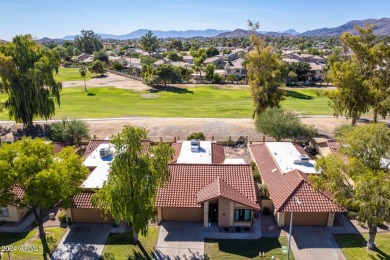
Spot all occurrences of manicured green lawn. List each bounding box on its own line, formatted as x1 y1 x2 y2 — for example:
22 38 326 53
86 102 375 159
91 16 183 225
335 233 390 260
55 67 97 82
0 227 67 259
205 237 292 259
0 87 333 120
100 226 159 260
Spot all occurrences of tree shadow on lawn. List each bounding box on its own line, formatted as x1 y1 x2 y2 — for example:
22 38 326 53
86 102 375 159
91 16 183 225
285 90 313 100
335 234 389 260
206 237 283 258
149 85 194 94
101 232 154 260
0 231 29 246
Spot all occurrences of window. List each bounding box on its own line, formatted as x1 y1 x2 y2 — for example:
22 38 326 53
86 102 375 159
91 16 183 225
234 209 251 221
0 207 10 217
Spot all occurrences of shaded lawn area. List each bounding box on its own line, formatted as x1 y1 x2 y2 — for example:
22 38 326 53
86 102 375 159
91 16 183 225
0 227 67 259
100 226 159 260
282 89 331 115
205 237 292 259
335 233 390 260
55 67 97 82
0 87 333 120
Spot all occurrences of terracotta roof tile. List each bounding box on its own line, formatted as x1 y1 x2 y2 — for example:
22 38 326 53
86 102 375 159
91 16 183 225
171 143 182 163
52 142 69 155
326 140 340 154
197 177 259 209
72 190 96 209
212 143 225 164
156 164 258 208
12 186 24 200
249 143 343 213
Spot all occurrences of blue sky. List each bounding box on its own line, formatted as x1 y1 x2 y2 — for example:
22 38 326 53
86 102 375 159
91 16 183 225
1 0 389 40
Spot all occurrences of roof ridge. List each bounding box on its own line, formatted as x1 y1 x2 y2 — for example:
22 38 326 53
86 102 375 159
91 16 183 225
276 178 305 211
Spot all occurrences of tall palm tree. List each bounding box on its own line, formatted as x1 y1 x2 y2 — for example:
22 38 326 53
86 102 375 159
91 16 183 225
79 63 88 92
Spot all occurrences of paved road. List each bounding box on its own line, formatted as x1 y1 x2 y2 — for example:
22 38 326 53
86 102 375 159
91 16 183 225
52 223 112 260
289 226 345 260
155 222 204 260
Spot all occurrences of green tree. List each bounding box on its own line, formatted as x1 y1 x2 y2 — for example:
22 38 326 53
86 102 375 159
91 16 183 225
140 31 159 55
89 60 105 75
74 30 103 54
92 126 173 241
79 63 88 92
205 63 216 81
247 20 284 118
311 124 390 249
0 137 88 256
50 119 90 145
165 51 182 61
0 35 62 128
326 25 390 124
154 64 182 87
255 108 317 141
140 55 156 66
171 39 183 51
226 74 238 83
111 61 123 71
187 132 206 140
206 46 219 57
93 51 109 63
288 61 311 83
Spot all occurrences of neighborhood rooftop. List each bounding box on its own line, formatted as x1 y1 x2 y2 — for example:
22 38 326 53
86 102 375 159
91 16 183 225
156 164 258 209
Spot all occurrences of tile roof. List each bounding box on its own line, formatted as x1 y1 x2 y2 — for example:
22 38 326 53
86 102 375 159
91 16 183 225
326 140 340 154
12 186 25 200
249 143 343 213
72 190 96 209
212 143 225 164
197 177 259 209
156 164 258 208
171 143 182 163
84 140 110 158
52 142 69 155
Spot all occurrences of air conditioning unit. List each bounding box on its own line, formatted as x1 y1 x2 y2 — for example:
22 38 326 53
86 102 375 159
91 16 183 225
190 139 201 152
100 147 111 158
293 154 309 165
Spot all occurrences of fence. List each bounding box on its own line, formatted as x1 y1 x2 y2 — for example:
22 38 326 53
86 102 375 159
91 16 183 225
106 69 143 81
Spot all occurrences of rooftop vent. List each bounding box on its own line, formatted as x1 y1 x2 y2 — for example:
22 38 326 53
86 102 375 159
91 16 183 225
190 139 201 152
293 154 310 165
100 147 112 158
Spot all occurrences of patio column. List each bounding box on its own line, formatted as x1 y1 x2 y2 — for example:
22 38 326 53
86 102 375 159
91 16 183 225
327 212 335 226
157 207 162 222
204 201 209 227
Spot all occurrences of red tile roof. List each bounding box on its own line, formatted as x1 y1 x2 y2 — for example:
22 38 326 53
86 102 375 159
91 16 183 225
249 143 343 213
326 140 340 154
83 140 110 158
12 186 25 200
72 190 96 209
52 142 69 154
156 164 258 208
197 177 259 209
212 143 225 164
171 143 182 163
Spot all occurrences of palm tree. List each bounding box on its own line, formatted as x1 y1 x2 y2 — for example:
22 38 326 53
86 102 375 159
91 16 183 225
79 63 88 92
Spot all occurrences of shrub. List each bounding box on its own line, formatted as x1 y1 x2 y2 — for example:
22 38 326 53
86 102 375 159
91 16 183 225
50 118 90 145
58 210 67 223
111 61 123 71
187 132 206 140
244 227 251 232
262 207 271 216
235 227 241 232
213 73 223 83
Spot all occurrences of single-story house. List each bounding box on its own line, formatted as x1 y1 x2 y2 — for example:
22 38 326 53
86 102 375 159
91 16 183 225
66 140 114 223
77 53 93 62
1 142 75 222
204 56 224 69
183 55 194 64
156 140 257 227
156 164 259 228
224 58 246 78
249 142 344 226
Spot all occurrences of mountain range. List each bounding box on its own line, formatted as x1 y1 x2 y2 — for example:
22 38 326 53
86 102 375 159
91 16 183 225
2 17 389 43
299 17 390 36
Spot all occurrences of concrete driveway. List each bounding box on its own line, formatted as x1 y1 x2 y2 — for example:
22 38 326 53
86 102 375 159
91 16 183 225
155 222 204 260
52 223 112 260
289 226 345 260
